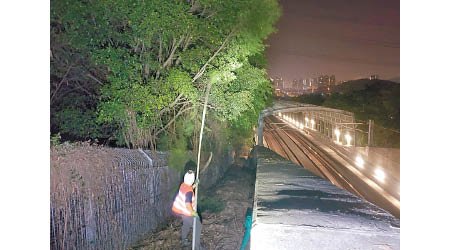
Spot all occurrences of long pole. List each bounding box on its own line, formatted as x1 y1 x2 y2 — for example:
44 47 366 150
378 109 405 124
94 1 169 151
193 82 212 250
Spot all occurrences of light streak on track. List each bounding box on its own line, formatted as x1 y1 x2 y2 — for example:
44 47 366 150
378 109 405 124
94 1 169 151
264 115 400 218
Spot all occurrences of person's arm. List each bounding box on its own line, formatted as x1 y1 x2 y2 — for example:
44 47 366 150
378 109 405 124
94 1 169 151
192 179 200 189
185 191 195 215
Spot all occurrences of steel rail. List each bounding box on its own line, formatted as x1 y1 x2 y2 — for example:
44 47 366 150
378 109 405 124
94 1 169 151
284 126 400 218
264 118 328 180
264 115 400 218
264 122 301 165
264 116 364 198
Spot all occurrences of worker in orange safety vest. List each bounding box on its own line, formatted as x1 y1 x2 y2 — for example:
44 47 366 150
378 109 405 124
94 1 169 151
172 170 204 249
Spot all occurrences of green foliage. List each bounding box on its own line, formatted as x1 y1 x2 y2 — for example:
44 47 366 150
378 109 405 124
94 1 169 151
373 125 400 148
322 80 400 130
160 119 193 171
55 107 99 139
294 80 400 147
51 92 117 143
198 195 225 213
249 51 268 69
51 133 62 147
295 94 325 106
167 140 191 172
51 0 280 150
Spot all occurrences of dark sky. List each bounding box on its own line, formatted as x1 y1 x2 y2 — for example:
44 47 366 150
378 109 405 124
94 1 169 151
265 0 400 83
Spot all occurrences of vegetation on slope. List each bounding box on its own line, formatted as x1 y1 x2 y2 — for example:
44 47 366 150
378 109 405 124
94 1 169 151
293 79 400 147
51 0 281 163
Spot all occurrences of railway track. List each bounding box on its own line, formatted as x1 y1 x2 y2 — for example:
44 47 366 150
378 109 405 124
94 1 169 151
264 116 364 198
263 115 400 218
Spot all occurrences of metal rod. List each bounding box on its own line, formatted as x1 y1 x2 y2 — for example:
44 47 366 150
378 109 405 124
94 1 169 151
193 82 211 250
334 122 365 125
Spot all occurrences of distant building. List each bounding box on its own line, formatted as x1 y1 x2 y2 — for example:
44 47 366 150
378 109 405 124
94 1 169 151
330 75 336 86
318 75 324 89
318 75 330 93
271 76 283 96
302 79 308 87
302 78 314 93
292 79 298 88
272 76 283 96
370 75 379 80
311 74 337 93
292 79 302 91
290 79 302 96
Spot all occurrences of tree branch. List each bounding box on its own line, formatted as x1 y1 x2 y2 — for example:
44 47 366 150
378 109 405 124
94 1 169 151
52 85 85 103
158 34 163 64
156 34 163 79
162 35 184 68
155 104 193 136
159 93 185 115
86 73 104 86
50 65 72 104
74 81 95 97
200 152 213 175
192 32 233 82
175 34 192 66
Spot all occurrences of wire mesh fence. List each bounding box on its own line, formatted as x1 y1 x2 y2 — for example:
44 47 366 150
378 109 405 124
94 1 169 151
353 119 399 148
50 145 179 250
372 123 400 148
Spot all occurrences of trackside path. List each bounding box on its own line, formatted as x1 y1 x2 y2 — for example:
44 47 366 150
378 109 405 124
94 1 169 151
129 164 255 250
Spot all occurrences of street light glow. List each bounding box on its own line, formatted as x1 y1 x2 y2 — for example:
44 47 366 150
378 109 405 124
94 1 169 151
334 129 340 143
355 156 364 168
300 123 304 129
345 133 351 146
374 168 386 182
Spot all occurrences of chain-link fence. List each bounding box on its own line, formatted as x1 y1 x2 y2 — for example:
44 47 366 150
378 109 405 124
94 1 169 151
50 143 235 250
50 145 179 250
353 120 399 148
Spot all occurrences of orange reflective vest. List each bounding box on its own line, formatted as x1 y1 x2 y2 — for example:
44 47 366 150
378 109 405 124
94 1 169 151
172 183 197 216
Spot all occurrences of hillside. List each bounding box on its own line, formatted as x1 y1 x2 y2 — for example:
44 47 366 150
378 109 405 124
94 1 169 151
334 78 400 94
292 78 400 147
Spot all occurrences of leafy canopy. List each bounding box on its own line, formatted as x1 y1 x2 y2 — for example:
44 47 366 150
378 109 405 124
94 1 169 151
51 0 280 150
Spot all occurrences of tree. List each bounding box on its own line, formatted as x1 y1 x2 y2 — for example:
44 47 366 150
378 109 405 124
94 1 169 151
51 0 281 150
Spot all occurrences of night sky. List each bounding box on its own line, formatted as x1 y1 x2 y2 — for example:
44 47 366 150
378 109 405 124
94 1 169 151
265 0 400 83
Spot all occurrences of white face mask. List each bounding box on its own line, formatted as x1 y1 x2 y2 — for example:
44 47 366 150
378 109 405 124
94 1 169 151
184 172 195 186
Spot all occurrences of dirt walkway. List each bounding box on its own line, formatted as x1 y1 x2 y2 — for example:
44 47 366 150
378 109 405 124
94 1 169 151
129 163 255 250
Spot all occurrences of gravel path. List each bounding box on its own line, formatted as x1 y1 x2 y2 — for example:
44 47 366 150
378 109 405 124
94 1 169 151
129 164 255 250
